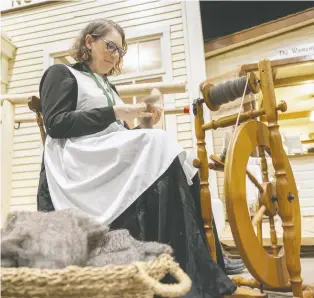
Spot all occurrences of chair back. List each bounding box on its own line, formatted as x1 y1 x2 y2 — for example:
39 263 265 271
28 96 46 144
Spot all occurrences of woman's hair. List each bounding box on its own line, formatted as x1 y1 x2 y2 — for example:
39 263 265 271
70 19 127 76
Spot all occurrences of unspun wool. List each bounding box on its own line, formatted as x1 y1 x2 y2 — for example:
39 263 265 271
1 209 172 269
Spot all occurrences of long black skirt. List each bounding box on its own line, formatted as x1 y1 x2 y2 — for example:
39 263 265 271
111 157 237 298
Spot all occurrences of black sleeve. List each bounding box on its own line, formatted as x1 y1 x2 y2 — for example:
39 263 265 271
40 64 117 138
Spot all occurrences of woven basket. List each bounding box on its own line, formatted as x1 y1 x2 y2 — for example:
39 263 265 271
1 254 191 298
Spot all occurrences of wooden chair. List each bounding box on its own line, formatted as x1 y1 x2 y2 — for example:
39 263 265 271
28 95 45 144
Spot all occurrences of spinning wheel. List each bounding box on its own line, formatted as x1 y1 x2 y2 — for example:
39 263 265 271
224 119 301 288
193 59 308 297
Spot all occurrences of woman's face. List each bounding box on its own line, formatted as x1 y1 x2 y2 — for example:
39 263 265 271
85 28 123 75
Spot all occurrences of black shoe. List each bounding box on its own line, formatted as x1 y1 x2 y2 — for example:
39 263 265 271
224 256 246 275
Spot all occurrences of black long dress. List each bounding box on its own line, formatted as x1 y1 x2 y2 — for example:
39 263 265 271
37 63 237 298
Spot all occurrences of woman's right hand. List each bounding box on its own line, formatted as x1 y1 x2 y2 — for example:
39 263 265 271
113 103 153 123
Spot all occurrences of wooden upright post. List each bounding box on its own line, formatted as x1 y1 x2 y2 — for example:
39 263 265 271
1 99 15 225
194 100 216 261
259 59 303 298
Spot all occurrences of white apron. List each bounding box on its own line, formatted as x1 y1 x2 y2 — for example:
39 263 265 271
44 65 197 225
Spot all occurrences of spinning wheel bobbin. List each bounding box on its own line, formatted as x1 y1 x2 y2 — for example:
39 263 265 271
200 72 260 112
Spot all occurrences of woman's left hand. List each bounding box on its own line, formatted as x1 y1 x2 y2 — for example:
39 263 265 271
151 106 163 125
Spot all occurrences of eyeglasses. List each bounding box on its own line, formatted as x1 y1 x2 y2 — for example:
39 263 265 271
91 34 126 58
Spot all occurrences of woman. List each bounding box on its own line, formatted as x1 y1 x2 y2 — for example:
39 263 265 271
38 19 236 298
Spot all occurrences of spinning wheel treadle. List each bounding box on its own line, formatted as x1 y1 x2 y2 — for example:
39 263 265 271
224 120 301 288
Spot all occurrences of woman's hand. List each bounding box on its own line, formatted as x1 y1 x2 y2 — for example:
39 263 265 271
139 106 163 128
113 103 153 123
151 106 163 125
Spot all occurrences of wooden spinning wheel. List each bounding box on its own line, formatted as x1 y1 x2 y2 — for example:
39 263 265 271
224 119 301 288
193 59 310 297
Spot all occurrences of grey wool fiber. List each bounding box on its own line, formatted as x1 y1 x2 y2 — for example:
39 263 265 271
1 209 173 269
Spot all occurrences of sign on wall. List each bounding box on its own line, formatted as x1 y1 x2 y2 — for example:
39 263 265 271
271 42 314 60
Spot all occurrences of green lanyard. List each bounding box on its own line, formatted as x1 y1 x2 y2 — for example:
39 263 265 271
82 63 116 107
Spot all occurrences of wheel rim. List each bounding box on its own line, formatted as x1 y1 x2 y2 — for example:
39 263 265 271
224 120 301 288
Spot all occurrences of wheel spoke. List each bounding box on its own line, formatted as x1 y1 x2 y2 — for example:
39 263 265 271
269 216 278 256
252 205 266 226
257 220 263 245
246 169 264 193
259 147 269 183
254 201 263 244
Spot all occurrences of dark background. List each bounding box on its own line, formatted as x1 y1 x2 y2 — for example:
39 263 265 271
200 1 314 42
